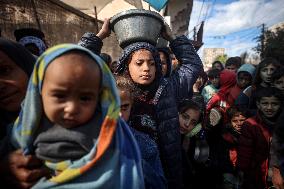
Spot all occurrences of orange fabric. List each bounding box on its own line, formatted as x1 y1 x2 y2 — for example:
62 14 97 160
80 117 117 173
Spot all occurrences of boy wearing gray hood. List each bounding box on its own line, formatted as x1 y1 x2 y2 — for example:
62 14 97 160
234 64 256 107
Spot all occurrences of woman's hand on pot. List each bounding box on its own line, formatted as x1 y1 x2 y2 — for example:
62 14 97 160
96 18 111 40
161 22 175 42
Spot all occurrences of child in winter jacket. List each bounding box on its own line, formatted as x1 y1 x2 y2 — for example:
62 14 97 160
237 87 283 189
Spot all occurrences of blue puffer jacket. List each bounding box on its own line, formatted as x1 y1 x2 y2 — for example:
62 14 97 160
155 36 203 188
79 34 203 189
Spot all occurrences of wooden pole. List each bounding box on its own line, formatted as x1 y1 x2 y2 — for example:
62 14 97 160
31 0 42 31
94 6 99 33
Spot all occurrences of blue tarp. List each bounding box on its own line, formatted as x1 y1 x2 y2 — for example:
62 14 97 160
143 0 168 11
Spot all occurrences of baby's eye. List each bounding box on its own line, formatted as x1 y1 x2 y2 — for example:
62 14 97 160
121 104 129 111
54 94 66 99
80 96 92 102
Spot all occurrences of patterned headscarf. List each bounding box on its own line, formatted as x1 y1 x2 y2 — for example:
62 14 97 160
116 42 162 78
11 44 144 188
115 42 163 101
19 36 47 55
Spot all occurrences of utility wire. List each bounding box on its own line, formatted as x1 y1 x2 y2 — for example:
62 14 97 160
196 0 205 27
204 0 214 22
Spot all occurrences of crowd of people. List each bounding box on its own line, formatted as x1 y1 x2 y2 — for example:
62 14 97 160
0 18 283 189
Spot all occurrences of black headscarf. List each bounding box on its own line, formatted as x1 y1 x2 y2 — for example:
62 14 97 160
0 38 36 138
115 42 163 101
0 37 35 76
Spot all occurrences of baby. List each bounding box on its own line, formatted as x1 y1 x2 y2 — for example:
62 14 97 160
11 44 144 189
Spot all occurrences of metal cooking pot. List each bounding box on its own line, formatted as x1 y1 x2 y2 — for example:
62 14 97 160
110 9 164 48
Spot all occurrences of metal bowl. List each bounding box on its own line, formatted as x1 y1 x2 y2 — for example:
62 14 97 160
110 9 164 48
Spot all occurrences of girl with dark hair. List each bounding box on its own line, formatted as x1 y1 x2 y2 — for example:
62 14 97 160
78 19 203 189
236 57 282 111
178 96 210 188
253 57 282 88
212 60 224 71
114 24 203 189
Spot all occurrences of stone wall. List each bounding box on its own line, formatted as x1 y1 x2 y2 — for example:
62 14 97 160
101 32 122 62
0 0 99 46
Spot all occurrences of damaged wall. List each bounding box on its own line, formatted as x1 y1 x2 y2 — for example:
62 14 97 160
0 0 100 46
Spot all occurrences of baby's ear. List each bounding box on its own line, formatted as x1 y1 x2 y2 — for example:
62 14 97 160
98 87 104 97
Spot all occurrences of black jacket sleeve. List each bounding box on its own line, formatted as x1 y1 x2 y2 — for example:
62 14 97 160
169 35 203 103
78 32 103 55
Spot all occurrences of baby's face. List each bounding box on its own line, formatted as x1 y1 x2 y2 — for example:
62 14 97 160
41 52 101 128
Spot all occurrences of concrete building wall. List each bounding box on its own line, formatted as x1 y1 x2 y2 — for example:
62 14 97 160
101 32 122 62
59 0 194 60
0 0 100 47
203 48 225 70
166 0 193 36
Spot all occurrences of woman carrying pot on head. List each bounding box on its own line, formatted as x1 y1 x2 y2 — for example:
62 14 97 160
78 18 203 189
116 22 203 189
0 38 50 188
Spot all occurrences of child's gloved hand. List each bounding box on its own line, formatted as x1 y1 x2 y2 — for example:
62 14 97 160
209 108 222 126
